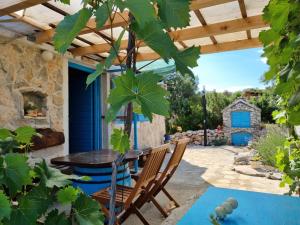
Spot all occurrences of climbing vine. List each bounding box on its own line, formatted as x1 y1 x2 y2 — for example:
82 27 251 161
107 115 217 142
260 0 300 195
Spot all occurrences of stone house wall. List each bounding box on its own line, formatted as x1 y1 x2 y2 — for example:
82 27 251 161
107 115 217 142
222 98 261 143
112 115 166 149
0 36 67 159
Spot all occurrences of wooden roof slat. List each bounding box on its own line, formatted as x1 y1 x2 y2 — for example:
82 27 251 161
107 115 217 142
131 38 262 63
238 0 251 39
0 0 49 16
35 0 236 44
193 10 217 44
70 15 267 56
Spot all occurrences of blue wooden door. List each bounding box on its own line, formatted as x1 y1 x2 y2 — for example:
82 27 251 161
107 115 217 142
231 111 251 128
69 63 101 153
232 132 252 146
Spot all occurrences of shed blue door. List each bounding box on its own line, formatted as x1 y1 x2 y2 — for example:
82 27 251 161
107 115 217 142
231 111 251 128
69 63 101 153
232 132 252 146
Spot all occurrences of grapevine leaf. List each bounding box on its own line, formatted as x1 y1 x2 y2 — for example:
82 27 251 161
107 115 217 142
86 29 125 87
288 90 300 107
9 185 53 225
34 160 79 188
14 126 36 144
95 2 111 29
86 63 105 87
57 186 80 205
3 153 31 197
116 0 156 27
54 8 92 53
110 129 130 154
157 0 191 28
0 129 12 140
44 209 71 225
107 70 169 122
288 111 300 125
72 193 104 225
0 191 11 220
173 46 200 75
259 29 280 46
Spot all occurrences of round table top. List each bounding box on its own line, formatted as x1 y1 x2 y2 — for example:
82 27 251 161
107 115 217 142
51 149 143 168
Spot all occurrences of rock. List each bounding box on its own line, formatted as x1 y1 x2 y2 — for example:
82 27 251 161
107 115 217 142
233 165 266 177
267 172 282 180
234 152 252 165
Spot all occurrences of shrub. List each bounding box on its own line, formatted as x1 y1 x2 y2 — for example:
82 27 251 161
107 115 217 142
252 124 288 167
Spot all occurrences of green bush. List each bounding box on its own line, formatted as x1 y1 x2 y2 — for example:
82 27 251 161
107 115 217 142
253 124 288 167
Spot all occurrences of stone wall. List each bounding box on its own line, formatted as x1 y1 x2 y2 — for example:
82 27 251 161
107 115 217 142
222 98 261 143
0 36 66 159
170 129 226 145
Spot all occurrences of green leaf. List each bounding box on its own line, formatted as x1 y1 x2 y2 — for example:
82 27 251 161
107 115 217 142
173 46 200 75
288 110 300 125
34 160 79 188
110 129 130 154
8 185 53 225
44 210 71 225
95 2 111 29
14 126 36 144
157 0 191 28
105 29 125 67
54 8 93 53
117 0 156 28
107 70 169 122
259 29 280 46
3 153 31 197
86 29 125 87
288 90 300 107
72 193 104 225
0 191 11 220
57 186 80 205
86 63 105 87
0 129 12 140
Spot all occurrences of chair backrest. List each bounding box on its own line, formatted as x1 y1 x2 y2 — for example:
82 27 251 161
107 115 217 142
161 138 189 179
125 144 169 208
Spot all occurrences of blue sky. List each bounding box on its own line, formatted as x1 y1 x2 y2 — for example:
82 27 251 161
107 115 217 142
192 47 269 92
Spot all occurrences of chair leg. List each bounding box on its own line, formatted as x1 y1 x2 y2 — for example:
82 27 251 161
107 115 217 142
162 187 180 207
149 196 169 218
132 205 150 225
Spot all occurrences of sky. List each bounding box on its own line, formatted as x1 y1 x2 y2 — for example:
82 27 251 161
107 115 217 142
192 47 270 92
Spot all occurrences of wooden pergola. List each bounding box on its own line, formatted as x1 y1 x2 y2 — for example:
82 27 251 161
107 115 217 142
0 0 269 63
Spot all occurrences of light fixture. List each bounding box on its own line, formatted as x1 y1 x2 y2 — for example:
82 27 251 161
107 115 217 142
41 50 54 61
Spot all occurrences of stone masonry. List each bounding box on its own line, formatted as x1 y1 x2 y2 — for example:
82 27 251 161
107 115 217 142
222 98 261 143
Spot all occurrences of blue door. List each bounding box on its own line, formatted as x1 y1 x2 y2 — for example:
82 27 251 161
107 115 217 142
69 63 102 153
231 111 251 128
231 132 252 146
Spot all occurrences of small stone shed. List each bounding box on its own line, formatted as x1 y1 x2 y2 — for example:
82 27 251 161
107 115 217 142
222 98 261 146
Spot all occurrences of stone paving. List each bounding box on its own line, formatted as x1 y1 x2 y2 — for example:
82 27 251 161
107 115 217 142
124 145 287 225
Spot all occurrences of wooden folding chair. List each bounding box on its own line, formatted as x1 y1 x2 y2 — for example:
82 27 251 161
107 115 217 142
92 144 169 225
135 138 190 218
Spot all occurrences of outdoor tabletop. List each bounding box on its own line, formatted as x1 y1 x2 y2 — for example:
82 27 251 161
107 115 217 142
50 149 142 168
177 187 300 225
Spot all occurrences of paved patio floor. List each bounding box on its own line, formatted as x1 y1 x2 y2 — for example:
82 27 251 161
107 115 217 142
124 145 287 225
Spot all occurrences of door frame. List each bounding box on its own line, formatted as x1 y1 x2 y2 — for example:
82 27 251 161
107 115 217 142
68 62 102 151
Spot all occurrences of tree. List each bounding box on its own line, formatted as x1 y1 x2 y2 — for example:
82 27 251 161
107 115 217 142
53 0 200 223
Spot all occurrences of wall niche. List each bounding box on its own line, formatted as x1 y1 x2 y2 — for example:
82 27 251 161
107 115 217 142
22 91 47 118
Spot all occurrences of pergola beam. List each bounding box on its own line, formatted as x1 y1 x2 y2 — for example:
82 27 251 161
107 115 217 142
131 38 262 62
0 0 49 16
35 0 236 44
70 15 267 56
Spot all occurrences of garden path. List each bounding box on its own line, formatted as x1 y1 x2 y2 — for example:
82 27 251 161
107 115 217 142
124 145 287 225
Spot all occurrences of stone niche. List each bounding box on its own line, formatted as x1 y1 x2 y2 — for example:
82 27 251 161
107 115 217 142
22 90 47 118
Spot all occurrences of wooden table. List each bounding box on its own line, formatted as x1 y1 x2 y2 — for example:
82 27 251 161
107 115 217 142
51 149 142 195
178 187 300 225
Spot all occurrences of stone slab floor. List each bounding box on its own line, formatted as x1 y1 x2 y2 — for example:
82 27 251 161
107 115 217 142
123 145 287 225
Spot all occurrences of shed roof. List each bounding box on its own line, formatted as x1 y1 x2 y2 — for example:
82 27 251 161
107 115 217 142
222 98 261 113
0 0 270 64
